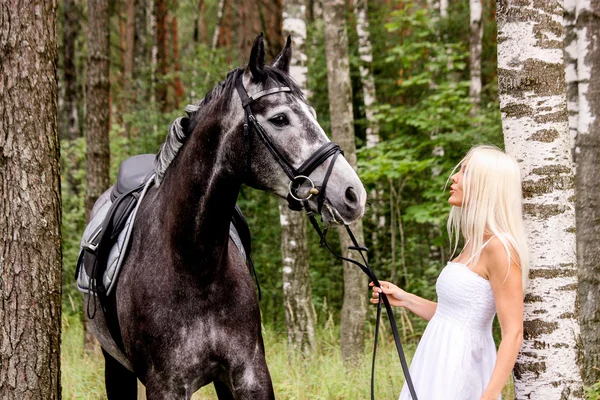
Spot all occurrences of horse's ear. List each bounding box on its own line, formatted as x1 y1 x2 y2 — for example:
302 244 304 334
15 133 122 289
248 33 266 81
271 35 292 74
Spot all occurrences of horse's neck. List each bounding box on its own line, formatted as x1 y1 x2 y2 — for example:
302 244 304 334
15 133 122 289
158 124 242 274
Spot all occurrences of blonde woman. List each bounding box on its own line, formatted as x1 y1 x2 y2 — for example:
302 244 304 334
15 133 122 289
371 145 529 400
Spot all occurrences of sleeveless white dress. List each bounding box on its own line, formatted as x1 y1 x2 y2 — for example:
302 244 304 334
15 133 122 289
399 239 501 400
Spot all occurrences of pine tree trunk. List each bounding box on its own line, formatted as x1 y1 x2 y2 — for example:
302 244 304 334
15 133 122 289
354 0 379 147
279 0 316 359
323 0 368 366
497 1 584 397
63 0 81 140
565 0 578 154
575 0 600 386
0 0 62 397
469 0 483 111
154 0 168 111
259 0 284 59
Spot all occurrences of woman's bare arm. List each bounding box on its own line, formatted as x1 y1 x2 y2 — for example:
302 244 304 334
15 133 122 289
370 281 438 321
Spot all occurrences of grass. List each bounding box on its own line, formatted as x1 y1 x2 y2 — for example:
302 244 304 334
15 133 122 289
62 313 517 399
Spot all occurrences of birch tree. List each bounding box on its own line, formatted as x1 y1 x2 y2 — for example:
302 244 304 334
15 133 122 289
323 0 368 365
0 0 62 397
279 0 316 358
565 0 578 152
497 0 583 397
469 0 483 110
575 0 600 386
354 0 379 147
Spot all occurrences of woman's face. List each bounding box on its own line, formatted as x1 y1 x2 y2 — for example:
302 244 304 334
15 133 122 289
448 161 467 207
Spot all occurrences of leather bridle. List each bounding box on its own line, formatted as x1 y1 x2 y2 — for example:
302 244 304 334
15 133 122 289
235 71 419 400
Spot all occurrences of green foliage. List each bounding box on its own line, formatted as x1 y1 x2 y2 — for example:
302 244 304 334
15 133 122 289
587 382 600 400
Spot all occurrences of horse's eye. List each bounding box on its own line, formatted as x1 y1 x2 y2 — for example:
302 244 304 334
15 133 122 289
269 114 289 127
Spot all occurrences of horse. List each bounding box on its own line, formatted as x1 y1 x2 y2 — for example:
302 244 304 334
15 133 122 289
83 34 367 399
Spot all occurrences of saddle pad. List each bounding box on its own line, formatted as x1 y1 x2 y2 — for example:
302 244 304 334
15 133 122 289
77 177 248 296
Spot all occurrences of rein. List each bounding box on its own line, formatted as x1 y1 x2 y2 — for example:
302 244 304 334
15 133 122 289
235 71 419 400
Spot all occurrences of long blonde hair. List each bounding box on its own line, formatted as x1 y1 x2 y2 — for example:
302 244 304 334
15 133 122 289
447 145 530 293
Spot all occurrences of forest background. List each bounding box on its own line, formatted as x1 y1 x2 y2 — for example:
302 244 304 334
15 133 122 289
48 0 595 397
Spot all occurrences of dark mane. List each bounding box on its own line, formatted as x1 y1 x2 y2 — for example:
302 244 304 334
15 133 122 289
154 66 305 184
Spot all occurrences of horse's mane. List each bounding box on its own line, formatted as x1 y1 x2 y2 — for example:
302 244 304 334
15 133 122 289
154 66 305 185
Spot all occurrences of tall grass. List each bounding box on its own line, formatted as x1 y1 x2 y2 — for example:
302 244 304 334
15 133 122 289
62 313 412 399
62 313 519 399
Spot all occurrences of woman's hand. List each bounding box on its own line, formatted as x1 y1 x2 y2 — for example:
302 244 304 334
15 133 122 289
369 280 411 308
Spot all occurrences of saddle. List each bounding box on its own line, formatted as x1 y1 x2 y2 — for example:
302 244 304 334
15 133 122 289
76 154 254 301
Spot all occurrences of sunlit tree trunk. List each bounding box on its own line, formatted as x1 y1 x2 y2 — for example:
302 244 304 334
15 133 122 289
575 0 600 386
63 0 81 140
323 0 368 366
497 1 584 397
279 0 316 359
469 0 483 111
565 0 578 154
0 0 62 397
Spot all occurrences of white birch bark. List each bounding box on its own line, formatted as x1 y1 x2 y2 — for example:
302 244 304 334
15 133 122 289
354 0 379 148
497 1 583 398
211 0 227 51
440 0 448 18
564 0 578 155
575 0 600 386
322 0 369 365
469 0 483 110
279 0 316 358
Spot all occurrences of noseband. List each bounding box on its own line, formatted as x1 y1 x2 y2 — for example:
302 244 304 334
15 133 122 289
235 72 342 214
235 71 419 400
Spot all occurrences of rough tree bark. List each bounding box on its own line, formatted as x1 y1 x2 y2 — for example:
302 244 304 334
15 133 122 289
279 0 316 359
0 0 62 397
575 0 600 386
469 0 483 111
63 0 81 140
497 0 584 397
565 0 578 153
323 0 369 365
172 14 184 109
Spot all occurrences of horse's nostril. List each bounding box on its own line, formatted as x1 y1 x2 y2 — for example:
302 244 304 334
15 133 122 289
345 187 358 205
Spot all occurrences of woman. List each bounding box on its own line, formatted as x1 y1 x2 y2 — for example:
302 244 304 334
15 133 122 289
371 145 529 400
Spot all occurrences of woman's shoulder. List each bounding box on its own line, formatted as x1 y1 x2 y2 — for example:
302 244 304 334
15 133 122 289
481 236 520 276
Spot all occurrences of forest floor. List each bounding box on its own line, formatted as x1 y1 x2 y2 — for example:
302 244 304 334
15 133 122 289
61 313 515 399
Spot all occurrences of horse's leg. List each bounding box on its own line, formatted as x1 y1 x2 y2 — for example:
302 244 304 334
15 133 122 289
102 348 138 399
227 359 275 400
214 380 235 400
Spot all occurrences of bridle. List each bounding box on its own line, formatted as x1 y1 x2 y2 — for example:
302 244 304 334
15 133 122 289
235 71 419 400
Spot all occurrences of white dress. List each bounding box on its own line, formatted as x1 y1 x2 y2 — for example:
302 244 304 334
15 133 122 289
399 240 501 400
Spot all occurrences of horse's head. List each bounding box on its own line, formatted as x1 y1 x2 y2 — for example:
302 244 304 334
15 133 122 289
228 34 366 225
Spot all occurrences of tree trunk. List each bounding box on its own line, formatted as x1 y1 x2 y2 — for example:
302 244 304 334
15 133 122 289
323 0 368 366
440 0 448 17
565 0 578 154
211 0 227 51
259 0 284 59
154 0 168 111
354 0 379 147
63 0 81 140
172 14 184 109
134 0 148 102
124 0 136 112
0 0 62 397
497 1 584 397
469 0 483 111
575 0 600 386
279 0 316 359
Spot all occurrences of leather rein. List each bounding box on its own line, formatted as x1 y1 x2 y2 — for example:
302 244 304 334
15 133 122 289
235 71 419 400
